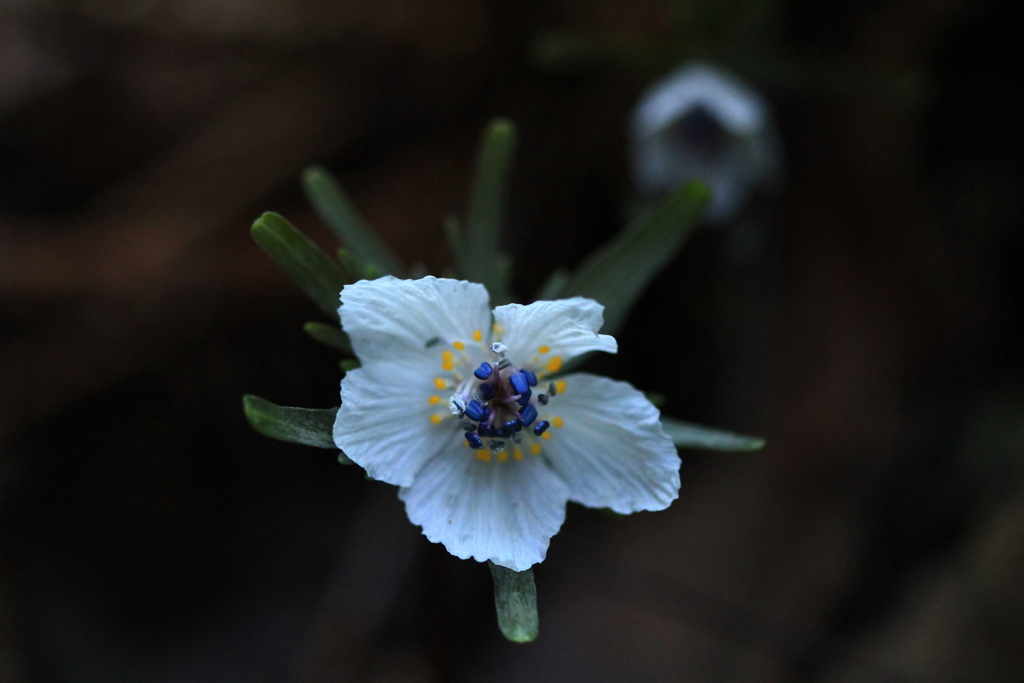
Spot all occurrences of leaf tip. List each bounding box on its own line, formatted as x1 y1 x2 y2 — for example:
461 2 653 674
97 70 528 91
504 628 539 644
488 561 539 643
487 117 517 138
250 211 287 237
683 179 713 206
301 164 327 187
242 394 270 432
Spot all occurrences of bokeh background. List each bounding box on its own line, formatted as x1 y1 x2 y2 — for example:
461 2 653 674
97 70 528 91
3 0 1024 681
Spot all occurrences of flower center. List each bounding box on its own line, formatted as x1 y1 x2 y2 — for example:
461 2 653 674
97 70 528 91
427 334 567 463
667 105 729 159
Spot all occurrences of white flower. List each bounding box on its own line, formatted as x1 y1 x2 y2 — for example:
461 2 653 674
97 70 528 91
629 61 782 223
333 276 680 571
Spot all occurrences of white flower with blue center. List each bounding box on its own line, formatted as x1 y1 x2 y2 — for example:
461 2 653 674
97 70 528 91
629 61 782 223
333 276 680 571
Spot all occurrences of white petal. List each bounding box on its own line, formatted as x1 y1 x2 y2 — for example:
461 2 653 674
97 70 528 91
334 357 457 487
631 62 768 138
339 276 492 364
493 298 617 371
399 447 571 571
540 373 680 513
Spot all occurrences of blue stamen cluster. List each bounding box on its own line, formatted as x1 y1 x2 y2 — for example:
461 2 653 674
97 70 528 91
459 361 548 451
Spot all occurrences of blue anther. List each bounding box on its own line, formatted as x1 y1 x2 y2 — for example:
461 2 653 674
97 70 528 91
465 399 488 422
478 424 493 438
523 370 538 387
473 363 493 380
533 420 550 436
510 372 529 395
504 419 522 434
520 403 538 427
517 388 532 406
479 382 496 400
465 432 483 449
495 425 507 438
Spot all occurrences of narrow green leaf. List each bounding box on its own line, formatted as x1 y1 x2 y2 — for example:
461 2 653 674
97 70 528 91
303 321 352 354
407 261 429 279
460 119 517 303
302 165 404 276
336 248 367 280
243 395 339 450
488 562 539 643
660 416 765 451
443 214 461 265
488 253 514 305
531 30 662 71
562 181 710 335
644 391 666 408
536 266 571 301
251 212 349 321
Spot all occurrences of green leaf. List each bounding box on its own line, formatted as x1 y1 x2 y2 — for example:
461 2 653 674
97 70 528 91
336 248 368 280
303 321 352 354
531 30 663 71
488 253 513 304
251 212 349 321
460 119 517 303
562 181 710 335
660 417 765 451
243 395 339 450
302 165 404 276
407 261 429 279
536 266 571 301
643 391 666 408
488 562 539 643
443 214 461 264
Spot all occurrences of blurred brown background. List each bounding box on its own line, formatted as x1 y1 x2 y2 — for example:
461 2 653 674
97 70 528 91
2 0 1024 681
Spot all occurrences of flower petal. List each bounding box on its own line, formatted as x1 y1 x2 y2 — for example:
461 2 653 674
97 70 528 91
399 446 571 571
334 358 455 487
334 277 493 486
541 373 680 513
493 298 616 371
339 276 492 363
631 62 768 138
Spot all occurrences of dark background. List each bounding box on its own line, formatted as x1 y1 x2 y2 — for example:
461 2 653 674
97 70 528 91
2 0 1024 681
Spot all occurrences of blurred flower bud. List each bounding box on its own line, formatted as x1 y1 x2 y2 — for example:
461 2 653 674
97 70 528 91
629 62 782 223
